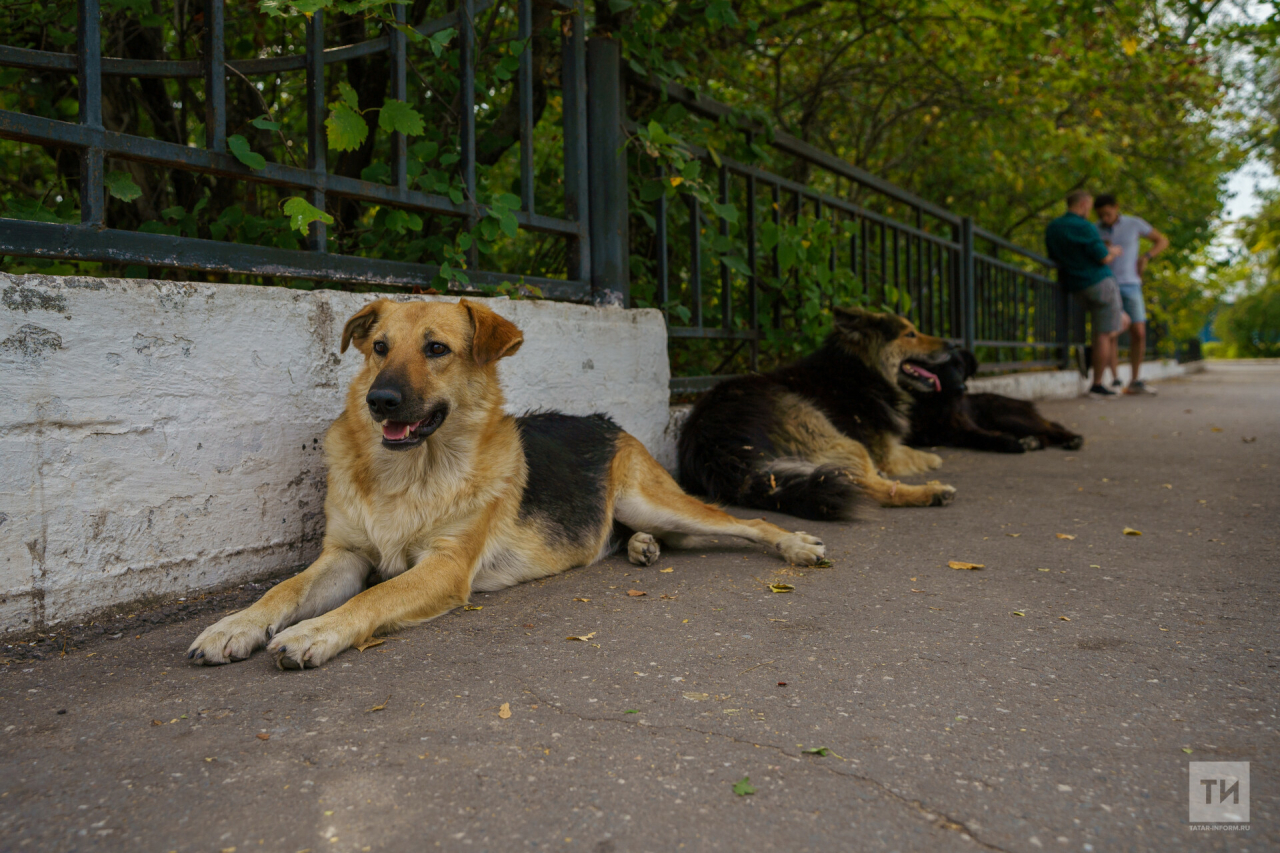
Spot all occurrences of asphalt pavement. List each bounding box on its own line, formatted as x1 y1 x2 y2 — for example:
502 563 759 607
2 361 1276 853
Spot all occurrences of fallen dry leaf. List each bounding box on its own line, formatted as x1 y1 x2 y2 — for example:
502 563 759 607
948 560 984 570
150 719 163 726
257 733 270 741
1006 533 1021 538
1059 616 1071 621
463 605 483 611
627 589 646 597
1011 611 1025 617
1210 427 1223 432
1123 527 1143 536
498 703 511 720
660 594 677 600
660 568 674 573
1056 533 1076 540
769 583 795 593
1242 436 1256 443
572 597 590 602
355 638 384 652
1162 484 1173 489
367 696 390 713
682 692 710 701
566 632 597 642
910 588 926 593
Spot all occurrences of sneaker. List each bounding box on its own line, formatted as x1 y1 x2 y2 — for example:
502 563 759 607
1111 378 1123 388
1125 380 1156 395
1088 384 1118 398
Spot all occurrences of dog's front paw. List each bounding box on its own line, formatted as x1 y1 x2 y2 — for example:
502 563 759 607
1019 435 1043 451
267 619 350 670
929 484 957 506
778 531 825 566
627 532 661 567
1062 435 1084 450
188 611 273 665
920 451 944 470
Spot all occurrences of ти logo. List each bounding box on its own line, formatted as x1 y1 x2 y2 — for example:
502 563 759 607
1189 762 1249 824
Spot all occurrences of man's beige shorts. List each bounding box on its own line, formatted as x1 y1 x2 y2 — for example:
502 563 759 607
1074 276 1124 334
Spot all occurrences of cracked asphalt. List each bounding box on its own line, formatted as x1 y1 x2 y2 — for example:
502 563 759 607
2 361 1276 853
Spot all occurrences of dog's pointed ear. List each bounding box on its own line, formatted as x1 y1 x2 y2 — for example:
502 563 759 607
341 299 388 354
832 305 871 340
460 298 524 366
833 305 896 341
961 348 978 379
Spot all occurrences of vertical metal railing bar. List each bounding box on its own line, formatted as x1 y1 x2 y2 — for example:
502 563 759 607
517 0 534 214
849 212 859 304
771 182 781 329
460 0 477 268
203 0 226 153
304 12 326 252
687 194 702 329
891 226 900 314
745 134 758 370
560 1 589 282
960 217 974 351
390 2 408 193
719 165 731 330
77 0 104 227
655 165 668 319
878 221 887 307
859 216 868 301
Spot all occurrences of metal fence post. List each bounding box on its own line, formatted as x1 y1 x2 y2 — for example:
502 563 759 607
304 12 326 253
203 0 226 153
1058 286 1072 370
585 36 628 307
960 216 974 352
77 0 104 227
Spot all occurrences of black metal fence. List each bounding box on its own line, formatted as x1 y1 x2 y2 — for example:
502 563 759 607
1 3 1091 390
0 0 593 301
618 79 1083 392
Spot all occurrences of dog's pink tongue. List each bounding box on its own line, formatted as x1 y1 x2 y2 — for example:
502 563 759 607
911 364 941 392
382 421 417 441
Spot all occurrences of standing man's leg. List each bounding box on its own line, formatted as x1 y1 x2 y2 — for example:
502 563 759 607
1079 277 1123 396
1119 284 1149 391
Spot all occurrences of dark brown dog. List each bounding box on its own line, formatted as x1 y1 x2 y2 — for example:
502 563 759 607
907 349 1083 452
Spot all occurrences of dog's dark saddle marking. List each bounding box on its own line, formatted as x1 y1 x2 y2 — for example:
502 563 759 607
515 412 622 547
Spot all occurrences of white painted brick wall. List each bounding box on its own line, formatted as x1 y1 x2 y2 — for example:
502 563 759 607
0 273 669 633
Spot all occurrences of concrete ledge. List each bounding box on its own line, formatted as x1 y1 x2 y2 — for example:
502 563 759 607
967 358 1194 400
0 273 668 634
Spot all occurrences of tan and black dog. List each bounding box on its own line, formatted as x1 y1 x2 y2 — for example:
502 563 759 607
188 298 824 669
678 306 957 518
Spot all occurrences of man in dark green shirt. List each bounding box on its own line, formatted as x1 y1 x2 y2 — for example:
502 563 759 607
1045 190 1126 396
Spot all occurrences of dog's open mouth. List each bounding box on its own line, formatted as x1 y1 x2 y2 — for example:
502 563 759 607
900 360 942 393
380 404 448 450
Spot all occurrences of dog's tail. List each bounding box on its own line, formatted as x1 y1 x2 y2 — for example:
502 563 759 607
737 459 861 521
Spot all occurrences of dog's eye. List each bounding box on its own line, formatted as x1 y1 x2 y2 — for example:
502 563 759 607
426 342 450 357
372 340 388 356
904 330 917 338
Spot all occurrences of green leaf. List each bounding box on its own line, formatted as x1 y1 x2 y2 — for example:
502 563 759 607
104 170 141 202
426 28 455 57
720 254 751 276
802 747 831 757
326 105 368 152
639 179 666 203
360 161 391 183
258 0 329 16
710 201 738 223
623 709 640 714
282 196 333 233
227 134 266 170
379 99 425 137
646 120 681 146
499 210 518 239
336 81 361 111
732 776 756 796
250 115 280 131
494 193 522 210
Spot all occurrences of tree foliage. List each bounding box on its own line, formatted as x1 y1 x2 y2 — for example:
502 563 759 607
0 1 1273 361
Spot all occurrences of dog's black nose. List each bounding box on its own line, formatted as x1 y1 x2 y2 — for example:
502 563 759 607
366 388 402 417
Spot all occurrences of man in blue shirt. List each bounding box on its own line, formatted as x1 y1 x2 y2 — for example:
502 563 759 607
1095 193 1169 394
1045 189 1126 397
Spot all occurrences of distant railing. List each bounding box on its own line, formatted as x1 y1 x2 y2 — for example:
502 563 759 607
617 77 1083 392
